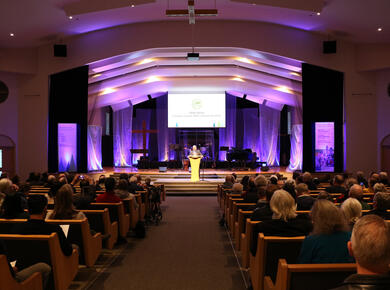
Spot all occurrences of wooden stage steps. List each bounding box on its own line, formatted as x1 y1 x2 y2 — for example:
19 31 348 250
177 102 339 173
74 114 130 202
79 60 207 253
109 170 287 195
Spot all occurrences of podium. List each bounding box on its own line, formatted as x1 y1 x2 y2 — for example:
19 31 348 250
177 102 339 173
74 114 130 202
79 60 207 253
189 156 202 182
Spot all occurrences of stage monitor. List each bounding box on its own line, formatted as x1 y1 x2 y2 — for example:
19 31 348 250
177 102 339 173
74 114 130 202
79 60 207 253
168 93 226 128
315 122 335 172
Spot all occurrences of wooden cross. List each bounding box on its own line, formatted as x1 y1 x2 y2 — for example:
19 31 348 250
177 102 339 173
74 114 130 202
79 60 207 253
131 120 158 157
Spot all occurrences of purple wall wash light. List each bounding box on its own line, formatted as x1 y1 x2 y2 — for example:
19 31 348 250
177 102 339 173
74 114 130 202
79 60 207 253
88 125 103 171
58 123 78 172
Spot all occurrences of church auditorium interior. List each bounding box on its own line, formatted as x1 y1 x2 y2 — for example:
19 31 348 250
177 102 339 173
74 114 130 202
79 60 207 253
0 0 390 289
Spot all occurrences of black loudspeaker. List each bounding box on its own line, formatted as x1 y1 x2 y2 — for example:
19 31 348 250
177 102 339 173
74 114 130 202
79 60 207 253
260 166 269 172
323 41 337 54
54 44 67 57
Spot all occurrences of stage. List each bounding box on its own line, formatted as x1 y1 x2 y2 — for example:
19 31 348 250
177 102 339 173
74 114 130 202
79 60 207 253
90 167 292 195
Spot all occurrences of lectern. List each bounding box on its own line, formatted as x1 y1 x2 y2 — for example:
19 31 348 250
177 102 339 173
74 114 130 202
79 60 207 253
189 156 202 182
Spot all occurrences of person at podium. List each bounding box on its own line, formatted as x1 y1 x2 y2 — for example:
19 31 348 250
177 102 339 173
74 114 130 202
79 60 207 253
188 145 203 182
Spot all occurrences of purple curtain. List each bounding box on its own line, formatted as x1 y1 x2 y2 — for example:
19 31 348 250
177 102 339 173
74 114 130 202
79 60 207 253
289 97 303 170
113 105 133 167
259 104 280 166
87 125 103 171
243 108 260 154
219 93 236 160
156 95 176 161
132 109 151 165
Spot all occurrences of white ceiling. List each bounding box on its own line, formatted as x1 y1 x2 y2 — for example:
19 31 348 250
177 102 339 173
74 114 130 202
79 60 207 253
1 0 390 48
88 47 302 109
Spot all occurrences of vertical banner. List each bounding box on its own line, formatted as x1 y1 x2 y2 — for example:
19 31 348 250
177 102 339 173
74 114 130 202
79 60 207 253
315 122 335 172
58 123 78 172
87 125 103 171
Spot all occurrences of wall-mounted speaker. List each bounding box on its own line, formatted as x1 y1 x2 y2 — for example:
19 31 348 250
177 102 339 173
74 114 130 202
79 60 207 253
54 44 67 57
323 41 337 54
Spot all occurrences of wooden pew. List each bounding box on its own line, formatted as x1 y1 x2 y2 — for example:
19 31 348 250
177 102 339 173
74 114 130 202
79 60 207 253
0 255 42 290
249 233 305 290
134 193 145 221
234 209 254 251
0 218 102 267
46 218 102 267
225 196 243 230
136 191 148 219
89 202 129 238
230 202 256 238
122 198 139 229
264 259 356 290
241 219 261 268
0 233 79 290
81 209 118 249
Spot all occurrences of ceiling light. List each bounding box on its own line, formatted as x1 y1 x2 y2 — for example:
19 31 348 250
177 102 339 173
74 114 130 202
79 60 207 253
232 76 245 82
131 4 135 8
9 33 14 37
377 27 383 32
316 12 321 16
136 58 155 65
91 73 102 78
99 88 117 95
144 76 161 83
235 57 256 65
275 86 293 94
68 16 73 20
290 72 301 77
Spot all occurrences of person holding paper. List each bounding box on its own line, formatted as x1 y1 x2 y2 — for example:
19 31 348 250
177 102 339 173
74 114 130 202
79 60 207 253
12 195 74 259
188 145 203 182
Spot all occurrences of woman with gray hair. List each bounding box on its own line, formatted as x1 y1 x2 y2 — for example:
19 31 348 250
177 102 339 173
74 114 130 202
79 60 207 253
298 199 353 263
250 190 312 255
341 197 362 229
367 191 390 219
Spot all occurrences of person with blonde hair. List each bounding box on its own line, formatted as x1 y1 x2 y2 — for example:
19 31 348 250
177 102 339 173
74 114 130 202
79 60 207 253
250 190 312 255
332 215 390 289
298 199 353 263
48 184 86 220
341 198 362 229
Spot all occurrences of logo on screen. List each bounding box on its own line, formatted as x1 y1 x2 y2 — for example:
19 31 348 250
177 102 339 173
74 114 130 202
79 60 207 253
192 99 202 110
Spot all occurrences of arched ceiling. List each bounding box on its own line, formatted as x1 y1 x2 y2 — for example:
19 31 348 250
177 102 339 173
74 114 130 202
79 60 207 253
1 0 389 48
88 47 302 110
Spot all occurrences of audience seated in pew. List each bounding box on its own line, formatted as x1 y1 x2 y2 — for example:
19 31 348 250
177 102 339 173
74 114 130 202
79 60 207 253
296 183 315 211
73 179 97 209
116 179 138 209
251 190 312 256
95 175 106 191
331 215 390 289
231 183 243 195
356 171 369 188
47 184 86 220
302 172 317 190
95 177 121 203
282 179 297 200
366 191 390 219
222 175 234 190
298 199 354 264
1 193 30 219
241 175 250 192
373 183 387 194
11 195 74 257
379 172 389 186
327 175 348 196
128 176 144 193
0 240 51 289
341 198 362 230
250 184 278 221
350 184 371 210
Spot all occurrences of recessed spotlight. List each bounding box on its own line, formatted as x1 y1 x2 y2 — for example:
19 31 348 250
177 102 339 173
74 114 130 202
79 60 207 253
131 4 135 7
316 12 321 16
9 33 14 37
252 3 256 6
377 27 383 32
68 16 73 20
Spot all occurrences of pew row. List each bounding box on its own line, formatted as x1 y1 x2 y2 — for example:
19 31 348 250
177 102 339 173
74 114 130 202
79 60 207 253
0 255 42 290
81 209 118 249
264 259 356 290
0 233 79 290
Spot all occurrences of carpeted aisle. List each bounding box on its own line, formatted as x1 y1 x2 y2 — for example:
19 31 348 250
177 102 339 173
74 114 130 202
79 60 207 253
88 196 246 290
